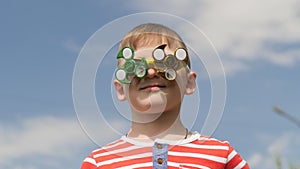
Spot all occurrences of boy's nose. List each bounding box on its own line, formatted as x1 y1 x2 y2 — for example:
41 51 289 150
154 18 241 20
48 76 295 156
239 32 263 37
147 68 157 78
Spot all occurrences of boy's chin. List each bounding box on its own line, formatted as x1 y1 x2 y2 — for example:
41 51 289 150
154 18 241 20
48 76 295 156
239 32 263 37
131 92 168 114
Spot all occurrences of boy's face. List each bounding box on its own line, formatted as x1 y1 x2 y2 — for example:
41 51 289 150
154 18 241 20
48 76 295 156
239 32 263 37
114 45 196 115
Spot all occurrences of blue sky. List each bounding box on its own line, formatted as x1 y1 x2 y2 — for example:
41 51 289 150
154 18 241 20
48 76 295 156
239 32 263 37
1 1 300 169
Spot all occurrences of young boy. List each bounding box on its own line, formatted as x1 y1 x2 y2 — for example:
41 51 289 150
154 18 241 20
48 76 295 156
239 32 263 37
81 23 250 169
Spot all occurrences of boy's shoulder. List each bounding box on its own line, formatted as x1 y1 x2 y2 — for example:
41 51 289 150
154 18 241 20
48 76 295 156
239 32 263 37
196 135 231 145
89 138 128 156
182 134 233 154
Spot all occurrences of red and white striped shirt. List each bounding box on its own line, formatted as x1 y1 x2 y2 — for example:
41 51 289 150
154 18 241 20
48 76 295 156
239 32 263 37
81 132 249 169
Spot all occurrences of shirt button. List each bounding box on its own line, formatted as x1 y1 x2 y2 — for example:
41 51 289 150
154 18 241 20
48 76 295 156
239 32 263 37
157 158 164 164
156 144 163 149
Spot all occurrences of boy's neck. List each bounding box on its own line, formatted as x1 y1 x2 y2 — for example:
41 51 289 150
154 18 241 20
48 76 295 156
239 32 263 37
127 109 188 142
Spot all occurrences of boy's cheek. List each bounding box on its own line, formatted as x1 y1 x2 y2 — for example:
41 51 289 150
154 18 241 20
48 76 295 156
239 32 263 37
121 84 131 100
175 70 189 88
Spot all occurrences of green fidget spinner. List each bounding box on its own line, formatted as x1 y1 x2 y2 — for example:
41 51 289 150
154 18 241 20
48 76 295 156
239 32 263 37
115 44 188 84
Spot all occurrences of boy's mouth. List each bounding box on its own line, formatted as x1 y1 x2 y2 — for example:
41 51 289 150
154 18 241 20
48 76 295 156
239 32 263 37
139 83 166 91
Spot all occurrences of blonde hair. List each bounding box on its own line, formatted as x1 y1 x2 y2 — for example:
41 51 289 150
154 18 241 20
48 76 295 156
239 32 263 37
119 23 190 68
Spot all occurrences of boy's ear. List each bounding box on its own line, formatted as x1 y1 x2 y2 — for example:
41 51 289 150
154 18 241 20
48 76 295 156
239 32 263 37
185 72 197 95
113 80 127 101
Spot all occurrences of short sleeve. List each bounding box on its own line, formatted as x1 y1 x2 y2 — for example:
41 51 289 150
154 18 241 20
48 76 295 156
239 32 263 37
80 153 97 169
225 145 250 169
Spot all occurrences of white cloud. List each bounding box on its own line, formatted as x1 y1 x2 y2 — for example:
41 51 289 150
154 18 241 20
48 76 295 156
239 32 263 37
0 116 87 166
196 0 300 65
0 116 128 168
247 132 300 169
126 0 300 76
247 153 263 167
263 49 300 66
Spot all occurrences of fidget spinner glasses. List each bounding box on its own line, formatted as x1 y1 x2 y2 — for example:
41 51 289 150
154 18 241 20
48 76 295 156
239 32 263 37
115 44 189 84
